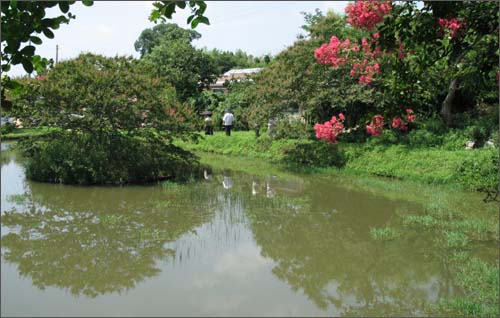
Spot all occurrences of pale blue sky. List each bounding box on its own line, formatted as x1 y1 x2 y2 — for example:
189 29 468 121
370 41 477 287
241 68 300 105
8 1 348 77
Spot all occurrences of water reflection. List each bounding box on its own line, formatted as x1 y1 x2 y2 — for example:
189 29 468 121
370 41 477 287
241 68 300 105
1 149 465 316
1 180 217 298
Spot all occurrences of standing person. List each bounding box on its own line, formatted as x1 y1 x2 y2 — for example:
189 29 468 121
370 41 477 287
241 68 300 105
222 109 234 136
204 114 213 135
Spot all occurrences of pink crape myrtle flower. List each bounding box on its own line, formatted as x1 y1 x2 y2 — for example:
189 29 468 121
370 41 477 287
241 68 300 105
345 1 392 31
438 18 466 39
314 113 346 144
366 114 384 136
406 109 416 123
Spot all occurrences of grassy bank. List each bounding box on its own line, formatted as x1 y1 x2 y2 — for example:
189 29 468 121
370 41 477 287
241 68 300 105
2 127 58 140
176 131 498 192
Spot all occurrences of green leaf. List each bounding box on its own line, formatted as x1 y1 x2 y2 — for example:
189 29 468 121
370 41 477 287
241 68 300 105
149 10 161 22
58 1 70 13
1 64 11 72
21 45 36 56
164 3 176 18
9 0 17 10
191 16 202 28
21 60 34 73
176 1 186 9
82 0 93 6
187 15 194 24
30 36 43 45
191 15 209 29
42 28 55 39
196 1 207 15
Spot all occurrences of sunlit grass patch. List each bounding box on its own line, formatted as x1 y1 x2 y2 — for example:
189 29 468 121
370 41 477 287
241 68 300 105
369 226 399 241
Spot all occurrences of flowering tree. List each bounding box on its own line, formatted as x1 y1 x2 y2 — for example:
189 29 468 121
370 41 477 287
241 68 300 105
314 1 498 126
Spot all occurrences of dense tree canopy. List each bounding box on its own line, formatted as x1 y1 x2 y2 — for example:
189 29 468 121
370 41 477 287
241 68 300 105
14 53 202 184
134 23 202 57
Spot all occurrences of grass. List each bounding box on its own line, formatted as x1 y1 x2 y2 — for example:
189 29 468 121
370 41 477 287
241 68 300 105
2 126 59 140
369 226 400 241
176 130 497 192
436 252 499 317
176 131 297 162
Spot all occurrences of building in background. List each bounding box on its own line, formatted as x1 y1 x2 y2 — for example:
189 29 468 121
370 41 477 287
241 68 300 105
208 68 263 94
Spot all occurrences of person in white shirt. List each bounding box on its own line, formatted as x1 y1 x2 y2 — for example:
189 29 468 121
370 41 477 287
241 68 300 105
222 109 234 136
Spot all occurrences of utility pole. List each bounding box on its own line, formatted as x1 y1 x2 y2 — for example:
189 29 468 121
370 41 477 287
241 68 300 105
56 45 59 65
28 39 32 78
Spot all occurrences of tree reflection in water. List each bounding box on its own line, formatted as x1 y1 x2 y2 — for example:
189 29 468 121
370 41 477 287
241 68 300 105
241 177 458 316
1 180 217 298
2 165 459 315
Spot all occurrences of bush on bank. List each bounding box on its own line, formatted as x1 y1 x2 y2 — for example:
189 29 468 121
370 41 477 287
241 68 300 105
20 133 202 185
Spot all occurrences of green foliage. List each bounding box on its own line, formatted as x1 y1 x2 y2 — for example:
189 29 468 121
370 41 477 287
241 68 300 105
15 53 201 184
139 27 218 101
149 1 209 29
456 148 498 192
203 48 267 75
20 133 202 185
439 255 499 317
404 130 443 148
134 23 201 57
272 119 311 140
0 0 93 73
24 53 198 138
2 127 58 140
281 139 347 168
1 122 15 135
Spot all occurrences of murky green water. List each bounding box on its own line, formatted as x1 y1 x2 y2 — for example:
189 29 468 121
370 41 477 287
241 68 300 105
1 144 497 317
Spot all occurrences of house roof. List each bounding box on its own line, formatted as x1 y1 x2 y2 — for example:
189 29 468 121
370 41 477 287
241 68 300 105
209 68 263 89
222 68 263 76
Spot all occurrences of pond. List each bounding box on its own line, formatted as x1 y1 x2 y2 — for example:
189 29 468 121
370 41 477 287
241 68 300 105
1 143 497 317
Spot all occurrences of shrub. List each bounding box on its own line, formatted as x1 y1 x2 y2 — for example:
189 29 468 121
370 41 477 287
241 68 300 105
421 116 448 135
1 122 15 134
273 119 310 140
470 126 489 148
442 130 468 150
366 129 398 145
456 148 498 191
20 132 202 185
404 129 443 148
281 139 346 168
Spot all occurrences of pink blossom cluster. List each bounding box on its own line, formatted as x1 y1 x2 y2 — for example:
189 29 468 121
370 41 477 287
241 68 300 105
314 36 351 67
315 34 382 85
391 109 416 132
314 113 345 144
391 117 407 131
438 18 465 39
345 1 392 31
351 59 380 84
366 115 384 136
36 75 47 81
406 108 416 123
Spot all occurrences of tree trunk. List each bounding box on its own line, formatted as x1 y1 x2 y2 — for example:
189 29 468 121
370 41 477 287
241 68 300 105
441 78 459 126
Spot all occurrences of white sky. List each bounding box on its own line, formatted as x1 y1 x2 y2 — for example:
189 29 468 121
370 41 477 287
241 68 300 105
7 1 348 77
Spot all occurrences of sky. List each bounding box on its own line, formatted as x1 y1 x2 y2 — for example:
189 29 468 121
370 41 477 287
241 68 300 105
7 1 348 77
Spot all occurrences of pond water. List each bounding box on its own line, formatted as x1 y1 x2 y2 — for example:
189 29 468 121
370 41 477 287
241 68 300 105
1 144 497 317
